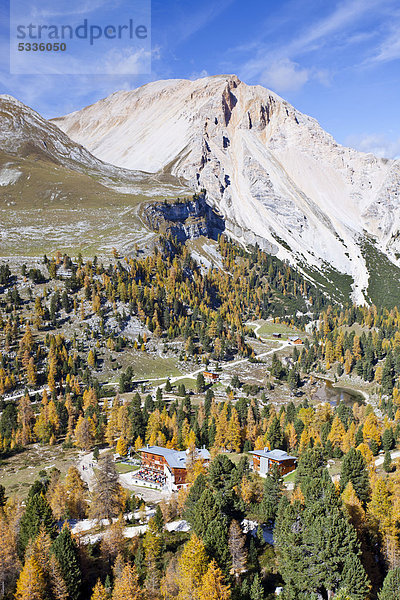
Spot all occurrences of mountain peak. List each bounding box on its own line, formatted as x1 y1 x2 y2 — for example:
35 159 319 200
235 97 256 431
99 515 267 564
50 76 400 303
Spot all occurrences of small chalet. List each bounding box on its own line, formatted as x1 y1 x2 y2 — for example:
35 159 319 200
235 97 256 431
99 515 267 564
138 445 211 492
272 332 282 338
288 336 303 345
250 448 297 477
203 371 219 383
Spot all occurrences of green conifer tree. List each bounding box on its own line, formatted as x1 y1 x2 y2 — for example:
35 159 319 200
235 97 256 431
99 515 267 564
378 567 400 600
18 493 57 556
340 447 370 505
51 526 82 600
383 450 392 473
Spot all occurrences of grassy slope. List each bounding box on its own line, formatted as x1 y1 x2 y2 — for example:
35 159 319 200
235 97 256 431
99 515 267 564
360 238 400 309
0 444 80 498
300 261 354 305
0 149 189 257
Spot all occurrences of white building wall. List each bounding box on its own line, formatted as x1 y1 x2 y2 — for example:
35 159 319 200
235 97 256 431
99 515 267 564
259 456 269 477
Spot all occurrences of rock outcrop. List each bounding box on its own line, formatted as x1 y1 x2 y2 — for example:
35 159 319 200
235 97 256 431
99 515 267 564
140 193 225 242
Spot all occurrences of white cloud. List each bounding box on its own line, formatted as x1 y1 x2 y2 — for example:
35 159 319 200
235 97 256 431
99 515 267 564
100 47 151 75
31 0 112 19
257 59 332 94
188 69 209 81
369 27 400 63
260 58 309 92
346 133 400 158
285 0 382 57
238 0 393 91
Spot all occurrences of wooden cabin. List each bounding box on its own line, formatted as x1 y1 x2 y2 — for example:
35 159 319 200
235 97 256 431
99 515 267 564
203 371 219 383
138 445 211 491
250 449 297 477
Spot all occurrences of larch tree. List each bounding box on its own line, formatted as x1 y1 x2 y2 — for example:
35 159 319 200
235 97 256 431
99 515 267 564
90 453 124 522
48 480 67 521
91 579 109 600
228 520 247 579
176 534 208 600
116 436 128 457
341 481 366 535
0 511 20 597
17 394 34 446
14 556 45 600
327 415 346 449
65 466 88 519
101 515 126 566
74 415 96 451
143 516 163 590
112 563 142 600
227 408 241 453
26 527 68 600
198 560 231 600
363 413 381 448
367 477 392 544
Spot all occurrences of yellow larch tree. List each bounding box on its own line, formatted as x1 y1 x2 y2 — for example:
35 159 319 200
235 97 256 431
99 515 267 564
214 403 229 451
176 534 208 600
0 510 20 596
65 466 88 519
198 560 231 600
47 477 68 521
74 415 96 450
344 349 353 374
357 442 375 474
116 437 128 457
285 422 298 452
17 394 34 446
112 562 142 600
368 476 392 540
101 514 126 564
327 416 346 448
363 413 381 447
25 527 68 600
342 481 366 534
15 556 45 600
227 408 241 452
91 579 109 600
342 421 356 453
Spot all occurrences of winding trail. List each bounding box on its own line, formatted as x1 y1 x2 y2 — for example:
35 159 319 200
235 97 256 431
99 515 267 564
77 451 95 490
131 320 287 389
159 338 290 388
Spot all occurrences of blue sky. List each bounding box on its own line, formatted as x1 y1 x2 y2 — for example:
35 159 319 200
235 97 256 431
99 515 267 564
1 0 400 157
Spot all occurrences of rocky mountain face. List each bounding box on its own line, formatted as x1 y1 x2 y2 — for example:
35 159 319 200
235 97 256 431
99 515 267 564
52 75 400 304
140 193 225 242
